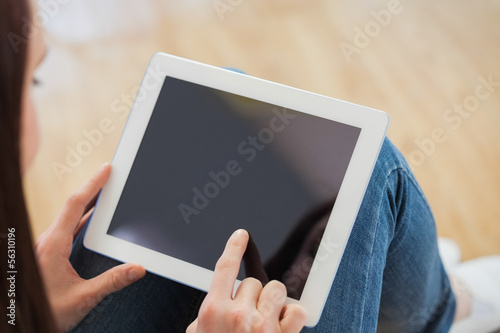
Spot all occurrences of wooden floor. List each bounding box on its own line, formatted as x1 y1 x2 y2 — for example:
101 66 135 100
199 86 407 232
25 0 500 261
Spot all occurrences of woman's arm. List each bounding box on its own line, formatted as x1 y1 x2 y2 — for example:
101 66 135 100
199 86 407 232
35 163 146 332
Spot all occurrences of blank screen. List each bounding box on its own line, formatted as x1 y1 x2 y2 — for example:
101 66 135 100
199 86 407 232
107 76 361 299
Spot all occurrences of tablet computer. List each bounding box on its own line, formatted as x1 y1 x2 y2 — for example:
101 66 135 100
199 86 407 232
84 53 389 327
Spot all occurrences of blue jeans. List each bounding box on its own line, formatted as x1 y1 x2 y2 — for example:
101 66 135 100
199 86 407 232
69 138 456 332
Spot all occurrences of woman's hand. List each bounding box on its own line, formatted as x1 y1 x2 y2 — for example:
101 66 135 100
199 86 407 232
187 230 307 333
35 163 146 332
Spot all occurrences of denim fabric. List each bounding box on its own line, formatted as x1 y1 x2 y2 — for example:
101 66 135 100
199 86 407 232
303 138 455 333
69 138 455 332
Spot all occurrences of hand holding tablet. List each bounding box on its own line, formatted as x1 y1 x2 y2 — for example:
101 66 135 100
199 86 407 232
84 53 389 326
187 229 307 332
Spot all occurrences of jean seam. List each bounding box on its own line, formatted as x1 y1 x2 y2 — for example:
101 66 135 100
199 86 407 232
359 177 386 332
394 161 434 217
385 166 434 259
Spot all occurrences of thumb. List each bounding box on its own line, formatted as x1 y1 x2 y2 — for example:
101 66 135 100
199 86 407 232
186 318 198 333
279 304 307 332
86 263 146 305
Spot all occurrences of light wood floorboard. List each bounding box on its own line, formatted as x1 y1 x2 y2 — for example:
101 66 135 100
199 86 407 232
25 0 500 260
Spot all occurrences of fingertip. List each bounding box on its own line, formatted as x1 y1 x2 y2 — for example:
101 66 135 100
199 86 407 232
266 279 287 293
291 303 307 317
295 305 308 326
233 229 249 241
100 162 112 174
281 304 307 331
95 162 110 175
186 319 197 333
127 264 146 282
230 229 249 251
94 163 112 185
297 305 308 322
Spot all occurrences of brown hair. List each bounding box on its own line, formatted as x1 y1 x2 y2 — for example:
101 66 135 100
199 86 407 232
0 0 57 331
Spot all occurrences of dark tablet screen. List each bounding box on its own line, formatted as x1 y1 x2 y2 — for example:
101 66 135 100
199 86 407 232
107 76 361 299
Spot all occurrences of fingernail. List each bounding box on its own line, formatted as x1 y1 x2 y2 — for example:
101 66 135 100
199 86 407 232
128 267 143 282
234 229 245 237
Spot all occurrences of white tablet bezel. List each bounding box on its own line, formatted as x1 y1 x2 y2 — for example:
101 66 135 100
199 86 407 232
84 52 389 327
